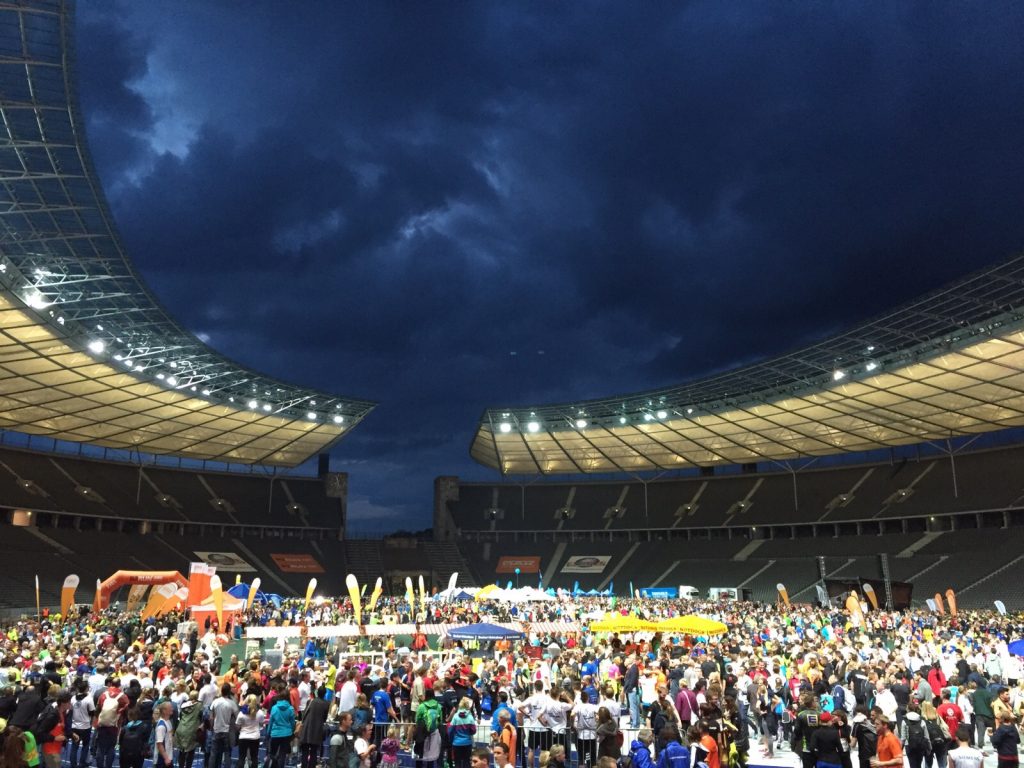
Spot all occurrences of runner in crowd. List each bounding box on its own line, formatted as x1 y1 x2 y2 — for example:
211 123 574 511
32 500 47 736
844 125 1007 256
1 594 1023 768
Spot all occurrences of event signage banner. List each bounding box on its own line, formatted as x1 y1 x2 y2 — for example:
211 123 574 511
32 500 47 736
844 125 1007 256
561 555 611 573
271 553 325 573
640 587 678 599
193 551 255 572
496 556 541 573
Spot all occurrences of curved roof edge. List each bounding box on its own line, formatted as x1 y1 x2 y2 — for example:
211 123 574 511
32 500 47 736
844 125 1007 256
473 254 1024 474
0 1 374 465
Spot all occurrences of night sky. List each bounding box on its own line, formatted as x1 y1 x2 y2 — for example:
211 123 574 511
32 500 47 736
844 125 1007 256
74 2 1024 532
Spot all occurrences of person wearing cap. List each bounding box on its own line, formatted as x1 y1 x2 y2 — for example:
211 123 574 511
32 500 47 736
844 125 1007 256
809 711 842 768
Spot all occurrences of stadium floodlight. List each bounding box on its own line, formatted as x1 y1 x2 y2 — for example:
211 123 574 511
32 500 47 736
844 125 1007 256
618 416 627 425
643 413 654 421
575 418 588 429
526 421 540 433
306 411 317 420
656 410 668 419
248 400 258 409
167 376 178 386
201 389 211 396
833 370 846 381
499 422 512 433
23 290 49 309
686 408 694 414
156 373 165 380
87 340 105 354
262 403 272 412
332 415 344 424
865 361 878 371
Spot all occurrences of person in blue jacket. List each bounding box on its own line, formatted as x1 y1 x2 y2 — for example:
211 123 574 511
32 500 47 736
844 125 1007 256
268 696 297 768
656 728 691 768
630 729 656 768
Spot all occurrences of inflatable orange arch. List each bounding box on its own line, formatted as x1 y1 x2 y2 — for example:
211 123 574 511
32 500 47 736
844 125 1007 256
99 570 187 609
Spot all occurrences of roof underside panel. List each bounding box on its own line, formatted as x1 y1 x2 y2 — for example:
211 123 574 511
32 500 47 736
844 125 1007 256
0 1 373 466
474 257 1024 474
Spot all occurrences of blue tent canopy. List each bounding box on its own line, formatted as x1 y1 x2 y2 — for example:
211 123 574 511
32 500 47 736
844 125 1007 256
448 622 524 641
227 582 282 606
1008 639 1024 656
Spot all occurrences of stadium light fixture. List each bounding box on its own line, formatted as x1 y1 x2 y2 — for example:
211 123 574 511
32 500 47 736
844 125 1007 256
87 339 105 354
526 421 541 433
262 403 272 412
686 408 694 414
832 370 846 381
575 418 588 429
167 376 178 386
865 361 878 372
643 413 654 422
656 410 668 419
332 415 344 424
156 373 165 380
618 416 627 425
306 411 317 420
498 422 512 433
23 290 49 309
248 400 258 409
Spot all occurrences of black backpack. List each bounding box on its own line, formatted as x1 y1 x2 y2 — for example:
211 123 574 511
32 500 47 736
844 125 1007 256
906 720 929 753
120 720 149 758
924 719 945 749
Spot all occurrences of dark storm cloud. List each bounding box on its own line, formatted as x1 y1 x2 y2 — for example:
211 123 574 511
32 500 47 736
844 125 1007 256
75 1 1024 528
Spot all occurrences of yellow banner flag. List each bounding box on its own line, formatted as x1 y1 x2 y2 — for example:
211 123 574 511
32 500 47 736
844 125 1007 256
246 577 262 612
418 574 426 614
345 574 361 624
368 577 383 612
304 577 318 615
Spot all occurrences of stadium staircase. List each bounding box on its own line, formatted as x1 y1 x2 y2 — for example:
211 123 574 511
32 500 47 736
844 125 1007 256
423 543 476 586
345 540 386 584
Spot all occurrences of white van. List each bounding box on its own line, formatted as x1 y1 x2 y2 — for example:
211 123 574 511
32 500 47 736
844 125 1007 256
678 585 700 600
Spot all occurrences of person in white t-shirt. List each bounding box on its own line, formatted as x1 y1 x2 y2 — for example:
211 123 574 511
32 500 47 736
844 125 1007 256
518 681 553 768
337 670 360 713
69 681 95 768
947 725 984 768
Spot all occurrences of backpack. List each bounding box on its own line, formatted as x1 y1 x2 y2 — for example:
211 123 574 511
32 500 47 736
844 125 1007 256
855 722 877 756
419 703 440 735
31 703 59 741
120 720 148 759
906 719 929 753
98 694 121 726
924 719 945 749
831 685 846 712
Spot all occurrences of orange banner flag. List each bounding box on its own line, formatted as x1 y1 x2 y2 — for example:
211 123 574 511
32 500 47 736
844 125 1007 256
61 574 79 616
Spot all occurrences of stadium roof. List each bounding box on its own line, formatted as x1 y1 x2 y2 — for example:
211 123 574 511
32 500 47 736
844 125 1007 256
472 255 1024 474
0 1 374 466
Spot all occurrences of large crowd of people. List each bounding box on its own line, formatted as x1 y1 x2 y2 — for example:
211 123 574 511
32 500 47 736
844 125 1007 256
1 595 1023 768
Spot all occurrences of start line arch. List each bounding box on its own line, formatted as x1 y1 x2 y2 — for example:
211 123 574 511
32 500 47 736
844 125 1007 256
98 570 187 609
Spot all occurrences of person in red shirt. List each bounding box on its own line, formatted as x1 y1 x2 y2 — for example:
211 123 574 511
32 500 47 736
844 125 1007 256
937 690 964 739
928 665 948 698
